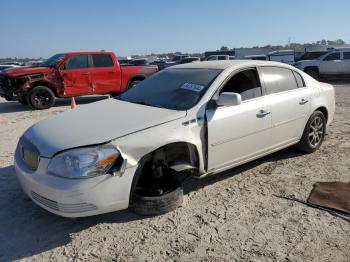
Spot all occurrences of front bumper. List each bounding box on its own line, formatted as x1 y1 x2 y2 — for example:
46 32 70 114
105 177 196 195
0 75 26 100
14 148 137 217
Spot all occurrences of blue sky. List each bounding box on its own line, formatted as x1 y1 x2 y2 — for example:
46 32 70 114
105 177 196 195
1 0 350 58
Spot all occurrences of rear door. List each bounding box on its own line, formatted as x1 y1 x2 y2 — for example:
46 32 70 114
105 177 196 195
261 66 311 147
319 52 342 74
90 54 121 94
60 54 91 96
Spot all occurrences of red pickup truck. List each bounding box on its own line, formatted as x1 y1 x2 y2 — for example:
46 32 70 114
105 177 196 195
0 52 158 109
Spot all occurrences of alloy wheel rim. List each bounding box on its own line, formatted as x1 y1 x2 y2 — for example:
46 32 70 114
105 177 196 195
33 91 51 107
308 116 324 147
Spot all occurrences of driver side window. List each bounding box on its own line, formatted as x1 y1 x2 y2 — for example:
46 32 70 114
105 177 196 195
219 68 262 101
324 52 340 61
63 55 89 70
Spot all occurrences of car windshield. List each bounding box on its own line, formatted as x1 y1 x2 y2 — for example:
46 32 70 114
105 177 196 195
40 54 66 67
118 68 222 110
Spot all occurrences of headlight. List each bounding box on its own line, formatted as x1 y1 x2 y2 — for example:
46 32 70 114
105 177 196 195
48 144 120 179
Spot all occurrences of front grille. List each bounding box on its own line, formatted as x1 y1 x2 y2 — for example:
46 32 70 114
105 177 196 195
0 75 9 91
31 192 97 213
18 136 40 170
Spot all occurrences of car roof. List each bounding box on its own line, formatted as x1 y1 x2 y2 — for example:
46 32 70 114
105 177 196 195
170 60 293 70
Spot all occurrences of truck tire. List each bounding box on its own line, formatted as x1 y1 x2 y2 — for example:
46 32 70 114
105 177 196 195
128 80 141 89
305 69 319 80
28 86 55 110
131 170 184 216
296 111 326 153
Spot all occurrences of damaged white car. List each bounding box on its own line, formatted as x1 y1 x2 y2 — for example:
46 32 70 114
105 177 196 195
15 60 335 217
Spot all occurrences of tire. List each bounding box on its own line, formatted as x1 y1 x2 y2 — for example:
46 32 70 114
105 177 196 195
18 96 28 105
128 80 141 90
296 111 326 153
131 171 183 216
132 186 183 216
305 69 319 80
28 86 55 110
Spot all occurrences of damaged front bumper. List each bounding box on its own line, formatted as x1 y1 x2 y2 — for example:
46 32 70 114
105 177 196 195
14 145 137 218
0 75 27 100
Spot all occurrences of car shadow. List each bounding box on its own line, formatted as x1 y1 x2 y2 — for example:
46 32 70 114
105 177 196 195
0 165 146 262
0 147 304 261
0 95 110 114
183 147 305 194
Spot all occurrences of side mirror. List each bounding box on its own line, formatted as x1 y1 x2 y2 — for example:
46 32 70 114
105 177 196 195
216 92 242 107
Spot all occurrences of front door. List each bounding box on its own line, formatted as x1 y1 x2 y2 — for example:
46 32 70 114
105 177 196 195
60 54 92 96
206 68 272 171
319 52 342 74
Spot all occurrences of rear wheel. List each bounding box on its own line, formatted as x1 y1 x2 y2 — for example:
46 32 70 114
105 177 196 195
128 80 142 90
296 111 326 153
28 86 55 110
305 69 319 80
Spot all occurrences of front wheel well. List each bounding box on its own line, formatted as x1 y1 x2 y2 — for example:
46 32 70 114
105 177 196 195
129 142 200 201
31 81 58 96
304 66 319 73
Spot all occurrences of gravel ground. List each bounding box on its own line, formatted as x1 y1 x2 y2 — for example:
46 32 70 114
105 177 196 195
0 82 349 262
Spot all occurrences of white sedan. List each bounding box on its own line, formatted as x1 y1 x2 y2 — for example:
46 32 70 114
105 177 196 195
14 60 335 217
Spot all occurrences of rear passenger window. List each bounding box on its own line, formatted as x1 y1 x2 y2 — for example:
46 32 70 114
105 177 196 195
64 55 89 70
261 67 298 94
343 52 350 60
292 71 305 88
92 54 114 68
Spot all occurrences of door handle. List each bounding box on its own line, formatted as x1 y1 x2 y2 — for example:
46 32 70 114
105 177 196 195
256 109 270 118
299 99 309 105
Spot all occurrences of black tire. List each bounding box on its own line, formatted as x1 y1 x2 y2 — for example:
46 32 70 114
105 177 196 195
28 86 55 110
305 69 319 80
296 111 326 153
132 185 183 216
128 80 141 90
131 170 184 216
18 96 28 105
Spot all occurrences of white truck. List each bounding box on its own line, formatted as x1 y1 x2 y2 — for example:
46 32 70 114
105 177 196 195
294 48 350 79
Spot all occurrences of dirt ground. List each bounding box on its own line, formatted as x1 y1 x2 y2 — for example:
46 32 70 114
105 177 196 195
0 82 349 262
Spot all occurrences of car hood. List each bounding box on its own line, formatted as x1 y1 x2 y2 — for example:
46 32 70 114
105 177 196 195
23 99 186 157
4 66 52 77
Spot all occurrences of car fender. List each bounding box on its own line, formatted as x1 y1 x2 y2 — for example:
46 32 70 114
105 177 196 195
111 116 206 172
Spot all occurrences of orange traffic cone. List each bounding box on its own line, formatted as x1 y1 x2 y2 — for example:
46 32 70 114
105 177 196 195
70 97 77 109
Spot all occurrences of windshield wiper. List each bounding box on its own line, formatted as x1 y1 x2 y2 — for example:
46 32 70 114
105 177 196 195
115 97 166 109
134 101 166 109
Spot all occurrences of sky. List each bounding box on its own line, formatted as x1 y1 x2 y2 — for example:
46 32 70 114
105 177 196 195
1 0 350 58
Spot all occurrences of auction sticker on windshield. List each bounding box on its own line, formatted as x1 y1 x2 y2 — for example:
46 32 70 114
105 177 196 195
180 83 204 92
